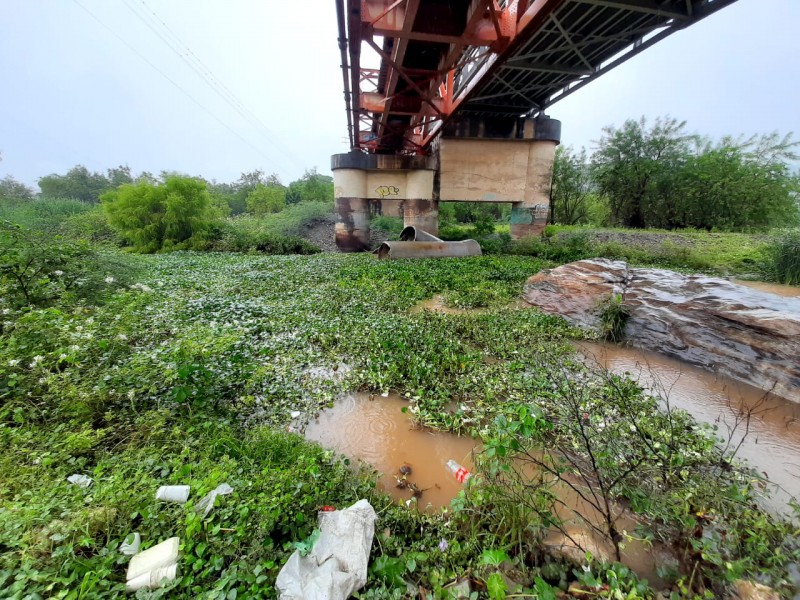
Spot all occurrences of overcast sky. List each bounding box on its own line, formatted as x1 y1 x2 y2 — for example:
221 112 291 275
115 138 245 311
1 0 798 190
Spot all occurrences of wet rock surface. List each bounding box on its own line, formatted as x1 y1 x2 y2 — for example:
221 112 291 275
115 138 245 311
523 259 800 402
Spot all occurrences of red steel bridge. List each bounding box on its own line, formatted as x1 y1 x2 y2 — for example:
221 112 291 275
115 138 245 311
335 0 739 155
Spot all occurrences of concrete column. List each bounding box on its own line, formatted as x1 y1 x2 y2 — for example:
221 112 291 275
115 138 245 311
401 199 439 236
509 139 557 238
333 168 370 252
401 169 438 235
510 118 560 239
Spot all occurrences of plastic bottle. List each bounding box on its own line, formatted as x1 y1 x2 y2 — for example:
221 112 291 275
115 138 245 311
446 459 471 484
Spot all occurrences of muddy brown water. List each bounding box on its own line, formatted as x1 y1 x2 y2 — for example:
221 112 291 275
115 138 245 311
576 341 800 513
305 392 671 584
733 279 800 298
305 393 478 509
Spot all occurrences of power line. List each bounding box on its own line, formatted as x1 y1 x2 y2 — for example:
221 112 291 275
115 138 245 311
71 0 290 170
120 0 306 172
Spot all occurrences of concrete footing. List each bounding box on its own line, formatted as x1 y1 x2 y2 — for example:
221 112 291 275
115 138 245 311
401 199 439 237
334 197 371 252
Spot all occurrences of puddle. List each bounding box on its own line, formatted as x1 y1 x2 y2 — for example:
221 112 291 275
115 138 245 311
411 295 481 315
306 391 669 584
576 341 800 513
411 295 527 315
733 279 800 298
305 393 478 509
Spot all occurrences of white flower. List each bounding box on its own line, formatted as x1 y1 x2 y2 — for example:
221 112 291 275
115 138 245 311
1 309 11 315
29 355 44 368
59 354 67 360
8 359 20 367
117 333 128 341
53 270 64 277
104 276 115 284
70 345 80 352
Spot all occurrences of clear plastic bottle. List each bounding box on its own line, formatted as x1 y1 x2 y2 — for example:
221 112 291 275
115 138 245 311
446 459 471 484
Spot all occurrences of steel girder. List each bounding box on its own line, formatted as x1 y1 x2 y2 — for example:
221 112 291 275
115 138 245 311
336 0 740 155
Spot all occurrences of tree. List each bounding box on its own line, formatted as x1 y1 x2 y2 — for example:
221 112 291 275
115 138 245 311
246 184 286 215
101 176 217 252
106 165 134 188
0 176 35 200
38 165 111 202
551 146 593 225
592 117 695 228
286 168 333 205
675 138 799 230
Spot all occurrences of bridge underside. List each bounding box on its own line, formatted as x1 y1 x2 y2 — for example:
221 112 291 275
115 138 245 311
338 0 738 155
333 0 739 250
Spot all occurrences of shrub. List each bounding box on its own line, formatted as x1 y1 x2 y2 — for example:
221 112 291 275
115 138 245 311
246 184 286 215
771 229 800 285
0 221 133 308
254 202 332 237
372 215 404 238
510 231 592 262
60 206 121 245
211 220 320 255
101 176 218 252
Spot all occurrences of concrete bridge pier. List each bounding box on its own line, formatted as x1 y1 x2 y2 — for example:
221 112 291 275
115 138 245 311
332 153 437 252
439 116 562 240
332 116 560 251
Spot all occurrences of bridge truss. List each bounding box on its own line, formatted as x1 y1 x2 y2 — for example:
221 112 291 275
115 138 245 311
336 0 739 155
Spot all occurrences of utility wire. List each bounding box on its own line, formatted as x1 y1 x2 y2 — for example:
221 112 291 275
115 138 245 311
71 0 288 169
121 0 306 172
138 0 280 143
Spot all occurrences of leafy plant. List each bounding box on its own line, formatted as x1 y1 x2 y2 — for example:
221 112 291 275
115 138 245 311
597 293 630 342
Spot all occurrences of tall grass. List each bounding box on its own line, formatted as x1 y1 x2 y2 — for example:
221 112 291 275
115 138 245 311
771 229 800 285
0 197 94 231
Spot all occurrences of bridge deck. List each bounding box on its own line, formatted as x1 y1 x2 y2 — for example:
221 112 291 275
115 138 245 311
337 0 738 154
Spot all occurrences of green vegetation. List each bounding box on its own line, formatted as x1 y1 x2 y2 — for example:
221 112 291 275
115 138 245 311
507 225 777 279
245 184 286 216
101 176 218 253
37 165 134 203
597 293 629 342
771 229 800 285
551 117 799 232
0 244 797 598
1 115 798 598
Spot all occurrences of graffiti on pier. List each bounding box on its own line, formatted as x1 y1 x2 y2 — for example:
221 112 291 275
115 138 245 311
376 185 400 199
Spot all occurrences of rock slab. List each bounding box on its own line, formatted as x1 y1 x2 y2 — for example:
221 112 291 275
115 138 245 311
523 259 800 402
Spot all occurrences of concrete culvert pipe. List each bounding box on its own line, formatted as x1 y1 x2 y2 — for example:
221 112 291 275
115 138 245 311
376 240 482 260
399 226 443 242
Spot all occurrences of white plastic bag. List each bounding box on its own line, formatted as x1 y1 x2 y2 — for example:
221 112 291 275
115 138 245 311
195 483 234 517
67 474 92 488
276 499 376 600
155 485 190 504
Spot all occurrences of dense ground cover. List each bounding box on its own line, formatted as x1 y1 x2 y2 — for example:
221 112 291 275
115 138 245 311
1 251 798 599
